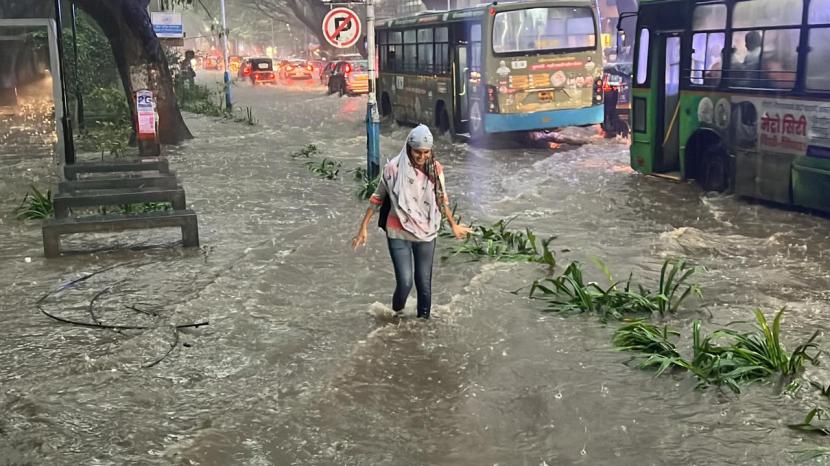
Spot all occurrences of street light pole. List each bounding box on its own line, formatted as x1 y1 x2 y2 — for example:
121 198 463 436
219 0 233 111
366 0 380 179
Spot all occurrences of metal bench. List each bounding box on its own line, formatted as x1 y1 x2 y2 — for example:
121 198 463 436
53 186 186 219
58 171 178 192
64 158 169 180
42 209 199 257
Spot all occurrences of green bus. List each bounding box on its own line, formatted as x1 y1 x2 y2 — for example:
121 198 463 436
630 0 830 213
376 1 605 140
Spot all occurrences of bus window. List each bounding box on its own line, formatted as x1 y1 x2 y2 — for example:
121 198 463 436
471 23 482 72
690 4 726 86
729 0 802 89
403 29 417 73
417 28 434 74
636 28 650 85
732 0 802 28
389 31 402 73
435 27 449 75
807 0 830 91
692 4 726 31
492 7 596 53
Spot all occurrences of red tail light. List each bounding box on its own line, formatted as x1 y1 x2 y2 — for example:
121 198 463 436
486 85 499 113
594 78 604 103
345 63 352 75
306 64 313 71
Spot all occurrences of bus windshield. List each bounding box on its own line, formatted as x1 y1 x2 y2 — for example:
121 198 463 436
493 7 596 54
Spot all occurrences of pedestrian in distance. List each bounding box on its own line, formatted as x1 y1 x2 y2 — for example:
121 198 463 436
352 124 473 319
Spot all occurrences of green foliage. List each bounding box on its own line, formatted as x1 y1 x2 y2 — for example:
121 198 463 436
789 408 830 436
614 309 821 394
175 82 229 117
84 86 131 124
444 217 556 268
614 321 686 376
530 258 700 320
15 185 53 220
291 144 319 158
306 159 341 180
77 120 132 157
352 167 380 200
63 12 120 101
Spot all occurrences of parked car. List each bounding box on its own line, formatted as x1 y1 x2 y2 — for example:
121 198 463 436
279 59 314 80
602 61 632 137
248 58 276 85
327 60 369 97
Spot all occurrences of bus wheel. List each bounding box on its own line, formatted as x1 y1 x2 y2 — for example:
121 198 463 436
436 106 450 135
469 102 486 144
380 93 392 117
701 144 729 193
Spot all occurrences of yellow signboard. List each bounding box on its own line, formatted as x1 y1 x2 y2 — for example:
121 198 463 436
602 33 612 48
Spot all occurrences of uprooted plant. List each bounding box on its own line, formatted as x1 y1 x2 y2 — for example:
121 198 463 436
443 217 556 269
352 167 381 200
614 308 821 393
306 158 341 180
530 258 701 320
291 144 319 158
15 185 54 220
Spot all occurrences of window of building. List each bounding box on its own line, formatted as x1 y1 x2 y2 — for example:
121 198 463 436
806 0 830 90
635 28 649 85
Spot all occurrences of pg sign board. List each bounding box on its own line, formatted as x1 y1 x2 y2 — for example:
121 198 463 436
322 8 362 49
135 90 156 141
151 12 184 39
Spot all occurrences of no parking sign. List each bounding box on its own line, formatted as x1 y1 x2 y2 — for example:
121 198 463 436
322 7 362 49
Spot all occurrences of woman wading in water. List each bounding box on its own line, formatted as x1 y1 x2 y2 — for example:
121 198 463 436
351 125 472 319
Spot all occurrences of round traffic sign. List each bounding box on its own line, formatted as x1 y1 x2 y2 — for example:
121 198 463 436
322 7 362 49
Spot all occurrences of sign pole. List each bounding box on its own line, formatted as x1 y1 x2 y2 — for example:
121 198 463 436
366 0 380 180
219 0 233 111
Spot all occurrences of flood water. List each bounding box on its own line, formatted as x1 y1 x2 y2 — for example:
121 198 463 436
2 72 830 465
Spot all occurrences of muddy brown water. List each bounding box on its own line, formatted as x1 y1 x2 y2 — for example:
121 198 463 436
1 73 829 464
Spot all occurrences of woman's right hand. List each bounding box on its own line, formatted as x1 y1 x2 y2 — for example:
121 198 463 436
352 227 368 251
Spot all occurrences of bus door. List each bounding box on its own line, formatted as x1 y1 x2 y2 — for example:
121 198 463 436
454 42 470 133
655 32 682 173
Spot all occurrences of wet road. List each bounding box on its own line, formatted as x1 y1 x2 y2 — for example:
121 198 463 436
2 72 830 465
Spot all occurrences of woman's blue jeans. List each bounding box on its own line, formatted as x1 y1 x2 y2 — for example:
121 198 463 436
387 238 436 319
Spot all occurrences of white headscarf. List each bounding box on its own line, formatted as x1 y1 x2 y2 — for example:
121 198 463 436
387 125 441 241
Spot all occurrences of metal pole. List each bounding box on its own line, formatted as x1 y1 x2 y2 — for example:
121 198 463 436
366 0 380 179
70 1 84 132
219 0 232 111
54 0 76 165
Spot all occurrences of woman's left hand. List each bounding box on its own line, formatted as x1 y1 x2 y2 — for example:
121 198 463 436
451 224 474 240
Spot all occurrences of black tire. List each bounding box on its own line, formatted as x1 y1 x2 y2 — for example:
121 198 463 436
468 101 488 146
701 144 729 192
436 106 450 135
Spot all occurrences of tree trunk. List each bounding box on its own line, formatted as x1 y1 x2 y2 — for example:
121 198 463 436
75 0 192 144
